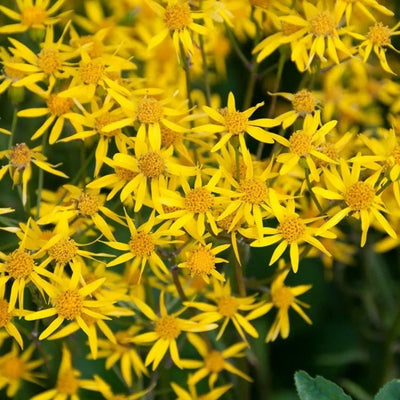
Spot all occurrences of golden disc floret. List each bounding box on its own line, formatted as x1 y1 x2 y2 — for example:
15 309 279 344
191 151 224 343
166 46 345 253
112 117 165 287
392 146 400 165
278 216 306 243
205 350 225 373
129 232 155 257
78 193 100 216
95 114 121 137
367 22 391 46
289 130 312 156
217 296 239 317
161 126 179 148
6 250 34 279
115 166 137 181
56 289 83 320
224 111 248 135
0 299 11 327
0 357 25 380
48 238 77 264
37 48 61 75
309 12 335 36
21 6 46 26
80 60 105 84
136 97 164 124
240 178 268 204
272 286 294 308
292 89 317 114
57 370 79 395
9 143 32 170
187 246 216 276
155 315 181 340
138 152 165 178
185 188 214 213
47 94 73 116
164 3 193 31
344 182 375 211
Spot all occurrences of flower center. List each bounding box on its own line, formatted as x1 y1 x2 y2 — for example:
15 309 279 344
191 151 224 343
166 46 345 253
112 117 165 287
129 232 155 257
217 296 239 317
95 114 121 137
185 187 214 213
4 57 25 80
9 143 32 170
316 143 337 167
115 166 137 181
6 250 34 279
47 94 73 116
272 286 294 308
136 97 164 124
205 350 225 373
37 48 61 75
164 3 193 31
161 126 179 148
187 246 216 276
278 215 306 243
292 89 317 114
56 289 83 320
392 146 400 165
240 178 268 204
0 299 12 327
344 182 375 211
155 316 181 340
367 22 391 46
1 357 25 380
137 152 165 178
57 370 79 394
216 212 237 231
289 130 312 156
309 12 335 36
282 22 302 36
80 59 105 84
48 238 77 264
78 193 100 216
21 6 46 26
224 111 248 135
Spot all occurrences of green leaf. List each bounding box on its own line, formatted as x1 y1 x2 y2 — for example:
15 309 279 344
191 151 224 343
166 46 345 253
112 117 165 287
294 370 353 400
375 380 400 400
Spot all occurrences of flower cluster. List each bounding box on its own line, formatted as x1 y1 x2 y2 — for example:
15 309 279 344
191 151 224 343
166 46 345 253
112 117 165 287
0 0 399 398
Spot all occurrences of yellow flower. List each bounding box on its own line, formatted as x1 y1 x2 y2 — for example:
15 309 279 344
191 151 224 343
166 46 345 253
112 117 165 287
248 189 333 273
336 0 394 25
171 381 232 400
0 343 44 398
183 333 252 387
133 292 217 370
0 48 27 95
147 0 208 56
194 92 284 154
313 159 397 246
0 143 68 205
30 345 88 400
265 264 312 342
96 327 148 386
0 0 68 34
186 279 269 342
25 265 112 344
358 21 400 75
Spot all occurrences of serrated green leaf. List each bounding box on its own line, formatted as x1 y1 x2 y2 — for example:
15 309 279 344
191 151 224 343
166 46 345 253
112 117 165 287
295 370 353 400
375 380 400 400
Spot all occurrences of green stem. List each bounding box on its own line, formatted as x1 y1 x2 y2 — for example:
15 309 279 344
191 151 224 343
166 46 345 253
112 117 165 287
180 44 194 113
225 23 252 70
376 179 392 196
305 167 324 214
8 108 18 149
171 265 188 302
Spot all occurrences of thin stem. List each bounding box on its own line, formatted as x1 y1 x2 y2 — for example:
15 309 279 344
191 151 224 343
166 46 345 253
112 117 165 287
376 179 392 196
305 167 324 214
234 256 246 297
180 44 194 113
171 265 187 302
8 108 18 149
225 23 252 70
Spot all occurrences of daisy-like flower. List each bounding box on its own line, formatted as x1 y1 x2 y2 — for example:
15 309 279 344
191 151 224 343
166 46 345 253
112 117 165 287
270 89 320 129
0 48 27 95
184 333 251 387
159 171 227 241
276 116 337 182
17 91 82 144
5 24 75 96
194 92 284 154
0 285 24 348
279 1 352 70
96 327 148 386
133 292 217 370
0 142 68 204
105 210 184 281
357 21 400 75
178 241 230 283
248 189 333 273
110 138 195 212
0 0 68 35
186 279 269 342
30 345 91 400
25 265 112 343
336 0 394 25
38 185 125 241
265 263 312 341
313 159 397 246
147 0 208 55
0 343 44 398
